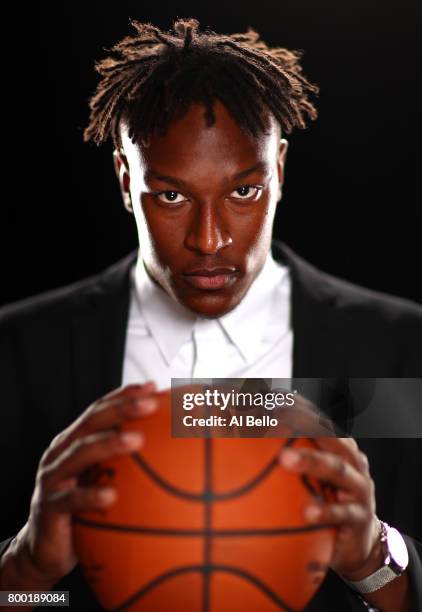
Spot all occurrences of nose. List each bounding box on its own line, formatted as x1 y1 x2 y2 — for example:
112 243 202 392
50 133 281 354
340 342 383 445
185 202 232 255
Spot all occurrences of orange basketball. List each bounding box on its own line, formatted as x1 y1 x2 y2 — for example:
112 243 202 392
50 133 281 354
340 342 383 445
73 386 336 611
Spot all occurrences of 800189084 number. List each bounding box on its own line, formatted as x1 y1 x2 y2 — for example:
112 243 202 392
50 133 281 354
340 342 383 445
0 591 69 606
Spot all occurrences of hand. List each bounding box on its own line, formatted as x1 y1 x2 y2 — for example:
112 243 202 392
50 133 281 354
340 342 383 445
9 382 158 588
280 438 382 579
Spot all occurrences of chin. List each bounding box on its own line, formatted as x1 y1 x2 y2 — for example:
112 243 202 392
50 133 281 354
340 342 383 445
181 293 243 319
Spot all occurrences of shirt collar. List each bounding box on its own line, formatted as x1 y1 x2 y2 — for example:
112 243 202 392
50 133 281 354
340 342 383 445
218 254 287 362
132 258 196 366
132 250 288 366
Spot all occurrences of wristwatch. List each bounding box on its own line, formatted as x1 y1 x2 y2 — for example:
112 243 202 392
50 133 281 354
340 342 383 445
343 521 409 594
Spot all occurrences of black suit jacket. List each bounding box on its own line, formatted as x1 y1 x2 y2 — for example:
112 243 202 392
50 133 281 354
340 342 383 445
1 241 422 611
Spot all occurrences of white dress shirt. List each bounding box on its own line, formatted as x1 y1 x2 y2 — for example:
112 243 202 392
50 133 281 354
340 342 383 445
122 250 293 391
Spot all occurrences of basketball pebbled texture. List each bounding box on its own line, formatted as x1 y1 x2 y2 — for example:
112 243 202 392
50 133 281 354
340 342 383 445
73 388 336 611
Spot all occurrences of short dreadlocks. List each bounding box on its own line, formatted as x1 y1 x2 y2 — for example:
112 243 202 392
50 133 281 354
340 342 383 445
83 17 318 149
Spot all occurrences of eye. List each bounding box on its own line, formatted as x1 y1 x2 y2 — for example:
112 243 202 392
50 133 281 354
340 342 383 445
230 185 263 201
155 191 188 205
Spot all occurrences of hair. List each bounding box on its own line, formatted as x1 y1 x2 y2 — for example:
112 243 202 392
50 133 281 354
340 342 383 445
83 17 319 149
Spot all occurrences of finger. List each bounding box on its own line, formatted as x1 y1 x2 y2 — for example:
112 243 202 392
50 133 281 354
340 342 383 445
39 429 143 490
304 501 368 526
279 447 367 497
44 385 158 464
313 437 369 474
43 485 118 514
75 393 157 435
100 381 157 403
73 382 158 434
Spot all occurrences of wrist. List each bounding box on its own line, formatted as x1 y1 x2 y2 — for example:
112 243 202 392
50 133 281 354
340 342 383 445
0 524 58 591
338 516 383 581
340 533 384 581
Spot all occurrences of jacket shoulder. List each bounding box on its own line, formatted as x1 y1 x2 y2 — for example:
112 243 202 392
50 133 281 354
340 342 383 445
0 272 104 331
321 269 422 324
0 252 135 330
279 241 422 324
277 242 422 375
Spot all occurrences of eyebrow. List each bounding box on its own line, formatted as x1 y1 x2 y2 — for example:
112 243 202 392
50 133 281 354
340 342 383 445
145 161 268 189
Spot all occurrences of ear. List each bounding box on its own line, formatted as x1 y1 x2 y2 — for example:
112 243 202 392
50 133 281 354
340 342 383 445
113 149 133 213
276 139 288 201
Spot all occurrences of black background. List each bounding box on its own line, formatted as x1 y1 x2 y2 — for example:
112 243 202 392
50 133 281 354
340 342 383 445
3 0 421 306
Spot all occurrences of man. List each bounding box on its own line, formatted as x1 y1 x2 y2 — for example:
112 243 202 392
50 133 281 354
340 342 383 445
1 18 421 611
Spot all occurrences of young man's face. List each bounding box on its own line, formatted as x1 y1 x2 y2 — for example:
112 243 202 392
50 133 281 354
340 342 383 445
115 100 287 318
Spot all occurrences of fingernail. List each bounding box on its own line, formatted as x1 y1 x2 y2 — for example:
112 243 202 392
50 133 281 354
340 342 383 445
97 488 116 503
135 398 157 414
127 398 157 415
280 448 301 468
144 381 156 390
305 505 322 523
119 431 143 448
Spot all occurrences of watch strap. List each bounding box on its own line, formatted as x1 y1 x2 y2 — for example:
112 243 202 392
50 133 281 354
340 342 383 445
344 564 401 594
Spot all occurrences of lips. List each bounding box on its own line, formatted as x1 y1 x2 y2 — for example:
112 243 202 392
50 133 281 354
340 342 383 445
185 267 236 276
182 267 239 290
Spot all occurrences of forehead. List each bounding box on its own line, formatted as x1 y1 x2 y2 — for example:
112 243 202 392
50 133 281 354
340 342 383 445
121 100 280 177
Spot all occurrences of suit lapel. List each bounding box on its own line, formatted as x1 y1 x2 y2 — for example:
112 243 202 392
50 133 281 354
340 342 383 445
71 253 136 417
271 241 342 378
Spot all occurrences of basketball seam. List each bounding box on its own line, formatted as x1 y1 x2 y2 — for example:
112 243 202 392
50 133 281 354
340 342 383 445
129 440 292 501
109 564 295 612
72 517 333 537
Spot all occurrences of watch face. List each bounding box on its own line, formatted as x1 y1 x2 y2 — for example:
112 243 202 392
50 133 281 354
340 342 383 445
387 527 409 571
